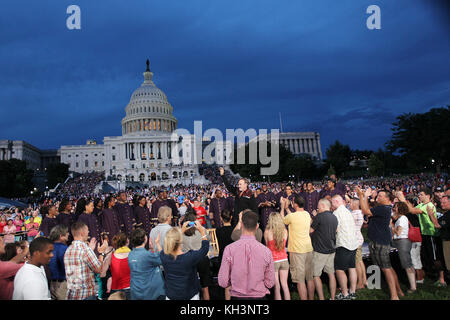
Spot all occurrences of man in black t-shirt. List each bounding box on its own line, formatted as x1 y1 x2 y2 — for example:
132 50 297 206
310 198 338 300
356 187 403 300
439 193 450 272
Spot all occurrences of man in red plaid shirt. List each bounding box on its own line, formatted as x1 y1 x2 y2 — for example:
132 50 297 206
64 221 108 300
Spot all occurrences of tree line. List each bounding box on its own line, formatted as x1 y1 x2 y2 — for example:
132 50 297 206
230 106 449 182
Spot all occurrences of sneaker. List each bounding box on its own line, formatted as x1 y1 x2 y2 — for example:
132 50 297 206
348 292 357 300
434 281 447 287
416 279 424 284
335 292 351 300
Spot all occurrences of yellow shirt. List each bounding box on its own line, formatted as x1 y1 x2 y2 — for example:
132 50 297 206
283 210 313 254
25 216 42 226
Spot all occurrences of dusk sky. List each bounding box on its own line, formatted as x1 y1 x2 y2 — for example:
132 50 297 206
1 0 449 154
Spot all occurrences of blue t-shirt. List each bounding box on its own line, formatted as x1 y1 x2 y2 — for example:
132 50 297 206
49 242 68 280
160 240 209 300
368 205 392 245
128 247 165 300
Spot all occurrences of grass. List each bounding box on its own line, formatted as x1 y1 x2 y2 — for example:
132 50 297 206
289 278 450 300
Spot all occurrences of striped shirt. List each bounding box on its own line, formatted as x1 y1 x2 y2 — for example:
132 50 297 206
351 209 365 247
64 240 101 300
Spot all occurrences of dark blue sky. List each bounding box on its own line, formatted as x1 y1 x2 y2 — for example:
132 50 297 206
1 0 449 153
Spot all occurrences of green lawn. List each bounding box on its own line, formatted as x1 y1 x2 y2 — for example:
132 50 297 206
290 278 450 300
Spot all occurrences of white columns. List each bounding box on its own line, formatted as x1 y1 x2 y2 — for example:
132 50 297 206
294 139 299 154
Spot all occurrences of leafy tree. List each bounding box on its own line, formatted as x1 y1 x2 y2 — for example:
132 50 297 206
0 159 34 198
325 140 351 176
368 153 384 176
230 141 321 182
387 106 450 173
327 164 336 177
46 163 69 189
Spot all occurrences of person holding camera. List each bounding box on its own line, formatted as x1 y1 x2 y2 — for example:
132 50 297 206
160 220 209 300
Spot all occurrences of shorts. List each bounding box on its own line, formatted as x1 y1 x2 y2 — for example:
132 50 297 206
197 256 212 288
443 241 450 272
274 259 289 272
289 252 313 283
421 235 446 272
368 241 392 269
312 251 335 277
334 247 356 271
410 242 423 270
393 238 413 269
355 246 363 264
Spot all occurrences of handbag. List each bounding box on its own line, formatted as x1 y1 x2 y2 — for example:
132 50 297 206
408 221 422 243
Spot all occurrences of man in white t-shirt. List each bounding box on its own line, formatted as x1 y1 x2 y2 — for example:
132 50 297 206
13 237 54 300
331 195 359 300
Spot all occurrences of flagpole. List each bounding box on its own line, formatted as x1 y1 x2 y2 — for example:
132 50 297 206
279 112 283 133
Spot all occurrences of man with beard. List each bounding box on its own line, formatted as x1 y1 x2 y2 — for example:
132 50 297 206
256 183 277 231
208 189 231 228
115 191 136 238
150 190 179 225
219 167 258 227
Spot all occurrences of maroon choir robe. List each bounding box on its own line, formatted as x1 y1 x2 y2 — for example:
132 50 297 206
77 213 101 242
115 202 136 237
256 191 277 230
209 197 230 228
39 216 58 237
150 198 178 220
101 207 121 239
300 190 319 217
134 205 152 234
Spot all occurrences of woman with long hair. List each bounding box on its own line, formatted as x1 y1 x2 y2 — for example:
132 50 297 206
160 221 209 300
181 212 212 300
264 212 290 300
391 201 416 293
101 196 121 240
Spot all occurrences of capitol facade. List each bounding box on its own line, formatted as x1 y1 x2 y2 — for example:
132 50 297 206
59 60 207 186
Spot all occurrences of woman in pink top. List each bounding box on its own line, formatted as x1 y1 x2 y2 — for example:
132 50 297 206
3 220 16 244
25 217 39 243
13 216 23 242
264 212 290 300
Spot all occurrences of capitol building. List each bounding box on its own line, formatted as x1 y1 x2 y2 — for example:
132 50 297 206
2 60 323 187
59 60 207 186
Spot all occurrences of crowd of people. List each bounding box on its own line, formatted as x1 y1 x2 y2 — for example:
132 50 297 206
54 172 105 201
0 169 449 300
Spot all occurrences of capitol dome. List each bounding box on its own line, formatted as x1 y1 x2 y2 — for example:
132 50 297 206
121 60 178 136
